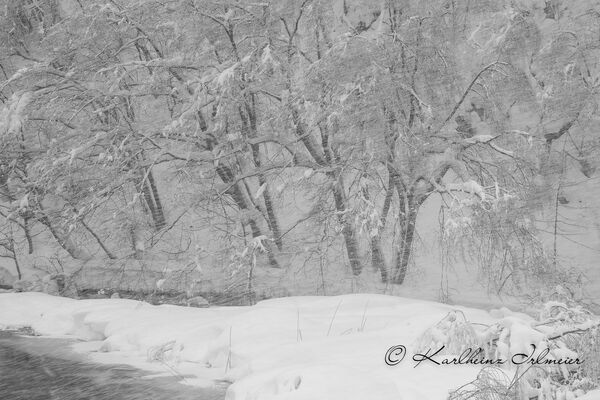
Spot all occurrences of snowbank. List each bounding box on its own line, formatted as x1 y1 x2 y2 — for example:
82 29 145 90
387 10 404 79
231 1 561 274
0 293 595 400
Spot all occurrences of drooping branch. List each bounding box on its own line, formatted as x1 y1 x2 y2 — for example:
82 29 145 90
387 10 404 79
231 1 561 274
440 62 508 130
80 218 117 259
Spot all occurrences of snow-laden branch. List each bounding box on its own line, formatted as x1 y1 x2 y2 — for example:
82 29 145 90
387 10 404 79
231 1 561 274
465 134 515 157
440 62 509 130
437 179 487 201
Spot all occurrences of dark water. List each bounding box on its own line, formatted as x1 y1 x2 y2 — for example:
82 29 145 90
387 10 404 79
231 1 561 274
0 332 227 400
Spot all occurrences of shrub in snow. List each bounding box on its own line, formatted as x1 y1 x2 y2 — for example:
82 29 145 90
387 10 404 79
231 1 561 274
448 367 517 400
418 301 600 399
146 340 186 371
415 311 480 355
449 301 600 400
533 299 600 394
573 326 600 388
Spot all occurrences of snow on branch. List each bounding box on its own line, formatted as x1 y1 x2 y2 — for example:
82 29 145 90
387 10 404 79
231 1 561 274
440 62 509 129
0 92 33 136
444 179 487 200
216 63 239 88
465 134 496 144
465 134 515 157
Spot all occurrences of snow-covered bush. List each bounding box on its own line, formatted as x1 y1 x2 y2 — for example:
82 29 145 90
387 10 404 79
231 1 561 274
415 311 480 355
423 301 600 399
573 326 600 388
448 367 517 400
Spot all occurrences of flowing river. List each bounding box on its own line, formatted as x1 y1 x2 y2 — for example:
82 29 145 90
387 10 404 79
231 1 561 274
0 331 227 400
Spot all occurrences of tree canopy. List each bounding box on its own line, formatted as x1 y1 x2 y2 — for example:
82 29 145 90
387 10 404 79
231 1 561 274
1 0 599 299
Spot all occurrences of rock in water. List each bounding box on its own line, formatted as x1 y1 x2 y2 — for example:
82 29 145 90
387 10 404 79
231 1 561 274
110 292 120 299
186 296 209 308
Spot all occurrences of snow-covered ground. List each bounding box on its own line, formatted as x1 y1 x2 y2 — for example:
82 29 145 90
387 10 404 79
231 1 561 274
0 292 598 400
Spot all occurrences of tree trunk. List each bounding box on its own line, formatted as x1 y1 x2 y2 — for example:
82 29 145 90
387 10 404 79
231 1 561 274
241 103 283 250
200 108 279 268
297 113 362 276
141 168 166 230
12 245 22 280
331 174 361 276
216 164 280 269
38 213 92 261
393 206 417 284
371 236 387 282
370 170 396 282
258 177 282 250
23 217 34 254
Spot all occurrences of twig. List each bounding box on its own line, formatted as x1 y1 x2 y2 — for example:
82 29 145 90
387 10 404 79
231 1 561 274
440 62 507 130
327 300 343 336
